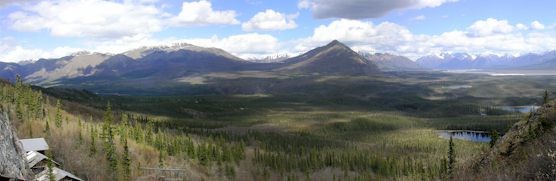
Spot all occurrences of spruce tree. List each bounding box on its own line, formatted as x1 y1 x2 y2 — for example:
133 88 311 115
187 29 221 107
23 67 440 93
102 102 118 173
54 100 62 128
544 89 550 104
90 126 97 156
158 150 165 167
47 151 55 181
122 135 131 181
77 126 83 146
44 119 50 136
489 130 499 148
447 136 455 174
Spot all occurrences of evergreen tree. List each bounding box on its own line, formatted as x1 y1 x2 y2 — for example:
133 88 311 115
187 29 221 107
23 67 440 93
102 102 113 139
122 134 131 181
447 136 455 174
158 151 165 167
90 126 97 156
102 102 118 173
119 114 129 145
44 119 50 136
77 126 83 146
54 100 62 128
489 130 499 148
47 150 55 181
544 89 550 104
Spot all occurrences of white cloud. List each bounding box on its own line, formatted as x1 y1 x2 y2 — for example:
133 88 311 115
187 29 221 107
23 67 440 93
9 0 164 38
516 23 528 30
467 18 514 36
411 15 426 21
7 0 241 39
298 0 458 19
170 0 239 26
3 15 556 62
531 21 545 30
184 33 281 58
0 0 34 7
294 18 556 59
84 33 281 59
0 45 82 63
242 9 298 31
306 19 413 46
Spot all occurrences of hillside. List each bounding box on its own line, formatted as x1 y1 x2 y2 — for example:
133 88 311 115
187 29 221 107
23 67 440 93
0 79 250 180
456 100 556 180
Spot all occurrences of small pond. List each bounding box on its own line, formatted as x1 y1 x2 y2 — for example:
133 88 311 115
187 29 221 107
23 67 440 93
443 85 472 90
438 130 491 143
497 105 539 113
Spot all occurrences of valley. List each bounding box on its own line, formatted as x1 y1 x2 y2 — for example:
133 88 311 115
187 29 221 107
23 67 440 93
28 68 554 180
1 40 555 180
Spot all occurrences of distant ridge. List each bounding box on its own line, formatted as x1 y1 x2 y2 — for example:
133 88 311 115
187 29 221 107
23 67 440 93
416 51 556 70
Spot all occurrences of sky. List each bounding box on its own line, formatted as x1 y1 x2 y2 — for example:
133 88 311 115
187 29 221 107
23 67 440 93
0 0 555 62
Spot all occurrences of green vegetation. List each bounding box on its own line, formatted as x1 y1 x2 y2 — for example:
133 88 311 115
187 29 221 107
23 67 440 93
4 72 552 180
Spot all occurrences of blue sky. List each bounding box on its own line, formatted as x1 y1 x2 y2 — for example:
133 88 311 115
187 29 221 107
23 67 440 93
1 0 555 62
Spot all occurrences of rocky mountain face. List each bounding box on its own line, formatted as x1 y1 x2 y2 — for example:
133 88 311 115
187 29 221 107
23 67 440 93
416 51 556 70
279 40 380 75
0 112 32 180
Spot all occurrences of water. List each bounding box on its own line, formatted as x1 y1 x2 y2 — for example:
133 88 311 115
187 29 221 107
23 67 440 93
442 69 556 76
443 85 472 90
497 105 539 113
438 130 491 142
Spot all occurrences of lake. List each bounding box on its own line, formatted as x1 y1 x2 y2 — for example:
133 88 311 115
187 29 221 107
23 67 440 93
438 130 491 142
497 105 539 113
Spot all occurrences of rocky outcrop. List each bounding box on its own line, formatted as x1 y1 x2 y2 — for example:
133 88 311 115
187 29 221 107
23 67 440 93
0 112 31 180
458 101 556 180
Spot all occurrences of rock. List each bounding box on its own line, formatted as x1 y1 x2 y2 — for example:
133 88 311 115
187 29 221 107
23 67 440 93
0 112 32 180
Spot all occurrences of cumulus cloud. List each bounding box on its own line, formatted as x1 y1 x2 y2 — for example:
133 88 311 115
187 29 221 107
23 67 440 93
3 16 556 62
531 21 545 30
516 23 528 30
293 18 556 59
1 32 282 61
242 9 298 31
170 0 239 26
7 0 240 39
0 43 82 62
467 18 514 36
298 0 458 19
8 0 164 38
184 33 281 58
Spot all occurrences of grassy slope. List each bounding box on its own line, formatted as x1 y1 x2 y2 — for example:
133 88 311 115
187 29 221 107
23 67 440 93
455 101 556 180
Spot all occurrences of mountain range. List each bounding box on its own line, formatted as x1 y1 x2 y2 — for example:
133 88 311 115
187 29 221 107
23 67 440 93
416 51 556 70
0 40 383 85
0 40 555 92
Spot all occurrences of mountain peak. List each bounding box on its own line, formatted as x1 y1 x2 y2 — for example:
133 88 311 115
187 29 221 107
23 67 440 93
280 40 380 75
325 40 349 49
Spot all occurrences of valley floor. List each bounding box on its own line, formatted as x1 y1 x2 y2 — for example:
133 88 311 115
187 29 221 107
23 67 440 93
5 72 555 180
